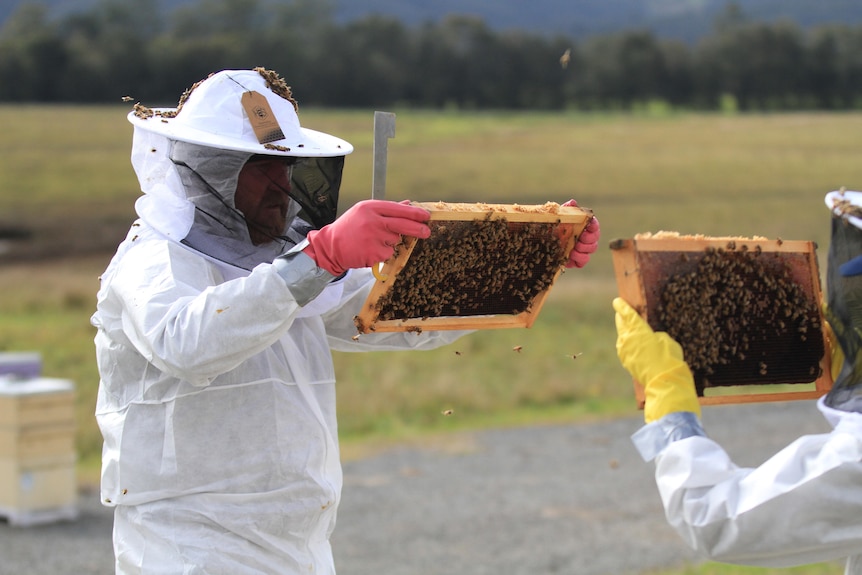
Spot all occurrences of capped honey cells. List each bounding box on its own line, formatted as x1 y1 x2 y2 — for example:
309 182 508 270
374 216 567 321
655 245 824 395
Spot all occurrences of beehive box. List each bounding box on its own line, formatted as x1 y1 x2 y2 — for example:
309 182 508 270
0 377 78 526
0 456 78 524
354 201 594 333
0 421 76 461
610 233 833 406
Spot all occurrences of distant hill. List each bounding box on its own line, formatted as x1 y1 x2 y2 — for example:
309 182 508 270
3 0 862 43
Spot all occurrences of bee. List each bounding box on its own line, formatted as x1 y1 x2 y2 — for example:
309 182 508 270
566 352 584 360
121 95 134 102
560 48 572 69
442 409 454 416
512 345 523 353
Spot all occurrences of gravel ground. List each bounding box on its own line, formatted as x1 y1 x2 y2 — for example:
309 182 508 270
0 400 834 575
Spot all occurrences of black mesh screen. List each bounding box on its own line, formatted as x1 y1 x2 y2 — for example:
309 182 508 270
824 216 862 410
289 156 344 229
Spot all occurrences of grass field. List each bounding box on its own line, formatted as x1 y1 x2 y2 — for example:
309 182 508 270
5 105 862 455
1 106 859 574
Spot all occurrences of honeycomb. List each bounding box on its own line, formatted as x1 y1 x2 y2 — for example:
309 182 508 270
654 246 824 395
374 217 567 321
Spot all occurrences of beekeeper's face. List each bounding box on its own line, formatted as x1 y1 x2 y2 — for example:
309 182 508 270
235 158 293 245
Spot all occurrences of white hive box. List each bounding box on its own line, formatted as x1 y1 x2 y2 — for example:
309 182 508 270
0 376 78 526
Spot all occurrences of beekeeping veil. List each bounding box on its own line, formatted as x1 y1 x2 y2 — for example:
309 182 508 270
127 68 353 270
823 190 862 413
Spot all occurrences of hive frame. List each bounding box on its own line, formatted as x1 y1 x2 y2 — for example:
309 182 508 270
610 234 834 406
354 202 594 333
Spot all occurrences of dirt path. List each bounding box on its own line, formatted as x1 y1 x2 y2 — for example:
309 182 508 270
0 400 834 575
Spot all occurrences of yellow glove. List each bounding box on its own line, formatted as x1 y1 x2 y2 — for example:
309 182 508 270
613 297 701 423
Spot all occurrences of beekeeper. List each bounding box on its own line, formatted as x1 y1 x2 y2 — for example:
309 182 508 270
613 190 862 574
92 67 600 574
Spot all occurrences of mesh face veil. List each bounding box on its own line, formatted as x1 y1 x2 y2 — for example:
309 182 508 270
824 190 862 413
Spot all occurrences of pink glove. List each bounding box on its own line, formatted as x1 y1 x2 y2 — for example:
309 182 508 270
563 199 600 268
304 200 431 276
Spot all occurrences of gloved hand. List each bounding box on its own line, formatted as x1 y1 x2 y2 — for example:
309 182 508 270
304 200 431 276
613 297 701 423
562 199 600 268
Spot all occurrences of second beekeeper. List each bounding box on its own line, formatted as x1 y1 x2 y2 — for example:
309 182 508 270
613 190 862 574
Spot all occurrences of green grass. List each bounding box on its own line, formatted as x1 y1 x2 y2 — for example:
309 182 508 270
3 108 862 574
333 283 630 446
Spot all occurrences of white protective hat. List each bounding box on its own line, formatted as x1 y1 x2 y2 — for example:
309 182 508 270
825 189 862 230
127 68 353 158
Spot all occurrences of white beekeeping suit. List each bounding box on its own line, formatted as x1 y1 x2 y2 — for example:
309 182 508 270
613 190 862 575
92 68 469 574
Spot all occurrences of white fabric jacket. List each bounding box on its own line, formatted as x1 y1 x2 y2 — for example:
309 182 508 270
632 399 862 574
92 222 466 574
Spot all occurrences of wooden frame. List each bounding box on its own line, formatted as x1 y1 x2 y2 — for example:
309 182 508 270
610 234 833 406
354 202 594 333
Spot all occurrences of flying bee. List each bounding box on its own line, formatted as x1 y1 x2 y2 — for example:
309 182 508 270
560 48 571 69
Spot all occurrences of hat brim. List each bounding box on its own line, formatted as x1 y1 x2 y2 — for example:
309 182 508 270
127 109 353 158
826 190 862 230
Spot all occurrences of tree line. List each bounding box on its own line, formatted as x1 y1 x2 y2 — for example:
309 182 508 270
3 0 862 111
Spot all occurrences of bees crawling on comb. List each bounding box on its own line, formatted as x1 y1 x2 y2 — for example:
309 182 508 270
656 245 822 390
374 218 567 321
